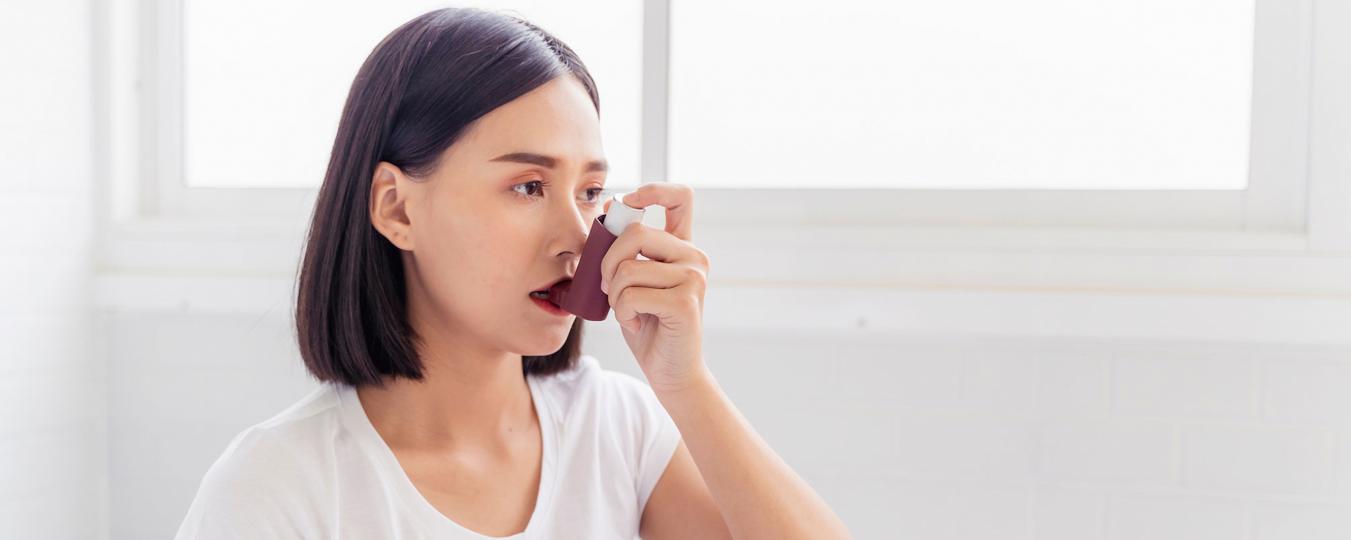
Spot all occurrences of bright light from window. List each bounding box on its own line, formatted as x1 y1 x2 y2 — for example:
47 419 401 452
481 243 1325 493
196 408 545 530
669 1 1255 189
183 1 640 188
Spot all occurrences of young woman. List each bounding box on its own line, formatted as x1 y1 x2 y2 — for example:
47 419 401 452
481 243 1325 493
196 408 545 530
176 7 850 539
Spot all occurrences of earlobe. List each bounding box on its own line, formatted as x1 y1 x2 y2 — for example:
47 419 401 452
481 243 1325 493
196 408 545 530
369 161 415 251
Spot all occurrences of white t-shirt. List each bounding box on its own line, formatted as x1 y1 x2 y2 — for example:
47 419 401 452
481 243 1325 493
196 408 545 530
175 355 682 539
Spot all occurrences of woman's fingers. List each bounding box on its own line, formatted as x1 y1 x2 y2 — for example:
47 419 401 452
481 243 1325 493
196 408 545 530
600 222 709 294
604 258 706 299
610 282 703 333
597 181 705 331
604 182 696 242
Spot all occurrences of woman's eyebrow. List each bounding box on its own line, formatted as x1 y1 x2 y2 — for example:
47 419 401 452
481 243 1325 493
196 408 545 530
490 152 607 173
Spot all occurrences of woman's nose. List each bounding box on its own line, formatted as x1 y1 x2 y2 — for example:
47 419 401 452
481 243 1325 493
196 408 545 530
555 198 594 259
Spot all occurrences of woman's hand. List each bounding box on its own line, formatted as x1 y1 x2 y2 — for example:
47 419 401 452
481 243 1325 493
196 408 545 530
603 184 853 539
599 182 710 394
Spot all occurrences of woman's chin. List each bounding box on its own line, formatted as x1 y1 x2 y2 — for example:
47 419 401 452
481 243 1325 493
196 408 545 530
514 332 570 357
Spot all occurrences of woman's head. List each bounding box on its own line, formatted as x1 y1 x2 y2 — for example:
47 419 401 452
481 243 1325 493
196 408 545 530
296 7 606 386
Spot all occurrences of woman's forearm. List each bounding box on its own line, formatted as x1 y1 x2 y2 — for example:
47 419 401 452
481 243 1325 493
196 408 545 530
653 364 853 540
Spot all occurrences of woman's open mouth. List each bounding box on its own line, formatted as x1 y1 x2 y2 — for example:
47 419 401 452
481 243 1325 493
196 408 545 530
529 279 571 317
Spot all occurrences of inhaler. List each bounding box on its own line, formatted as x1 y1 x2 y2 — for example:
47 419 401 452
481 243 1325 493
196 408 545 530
550 192 646 321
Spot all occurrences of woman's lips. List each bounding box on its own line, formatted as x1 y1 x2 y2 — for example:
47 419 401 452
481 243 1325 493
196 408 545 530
531 295 569 316
529 279 572 307
547 279 571 306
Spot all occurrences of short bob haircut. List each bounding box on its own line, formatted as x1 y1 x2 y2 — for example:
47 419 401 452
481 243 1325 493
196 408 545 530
295 8 598 387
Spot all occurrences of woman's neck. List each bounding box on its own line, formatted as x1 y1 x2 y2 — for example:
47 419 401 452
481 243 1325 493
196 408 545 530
355 333 536 453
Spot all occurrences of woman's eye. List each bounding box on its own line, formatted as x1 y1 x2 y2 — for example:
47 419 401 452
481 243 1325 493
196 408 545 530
512 181 604 203
513 180 545 198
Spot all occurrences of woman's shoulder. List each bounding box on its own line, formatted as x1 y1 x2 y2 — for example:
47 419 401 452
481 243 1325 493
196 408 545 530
207 384 345 482
534 354 680 454
535 354 682 512
175 385 345 538
214 384 344 465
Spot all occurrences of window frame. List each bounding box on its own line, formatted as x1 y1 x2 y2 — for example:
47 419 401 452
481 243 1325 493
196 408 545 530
95 0 1351 295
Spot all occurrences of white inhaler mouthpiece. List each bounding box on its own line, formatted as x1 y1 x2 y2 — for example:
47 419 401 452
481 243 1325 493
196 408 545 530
603 192 646 235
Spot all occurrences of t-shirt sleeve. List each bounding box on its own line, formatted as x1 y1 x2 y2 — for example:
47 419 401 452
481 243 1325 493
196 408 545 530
174 426 325 540
609 371 683 514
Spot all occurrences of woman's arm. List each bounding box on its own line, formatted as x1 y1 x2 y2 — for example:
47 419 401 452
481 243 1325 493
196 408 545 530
640 368 853 540
639 440 729 539
599 184 849 538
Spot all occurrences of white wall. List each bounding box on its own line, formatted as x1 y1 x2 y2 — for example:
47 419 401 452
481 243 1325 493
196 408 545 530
102 295 1351 539
0 1 107 538
103 309 313 539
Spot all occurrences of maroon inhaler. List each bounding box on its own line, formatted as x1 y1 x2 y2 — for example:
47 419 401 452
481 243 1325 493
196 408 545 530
549 193 646 321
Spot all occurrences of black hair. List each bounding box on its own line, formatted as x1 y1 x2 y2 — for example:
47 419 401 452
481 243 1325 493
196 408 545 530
295 7 598 386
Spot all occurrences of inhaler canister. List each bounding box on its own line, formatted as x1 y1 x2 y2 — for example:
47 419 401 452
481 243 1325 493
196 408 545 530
554 192 646 321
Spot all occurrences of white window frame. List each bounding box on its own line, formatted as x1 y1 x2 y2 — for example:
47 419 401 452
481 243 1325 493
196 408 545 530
94 0 1351 309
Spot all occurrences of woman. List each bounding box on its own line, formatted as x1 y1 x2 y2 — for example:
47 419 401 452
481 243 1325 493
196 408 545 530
176 7 850 539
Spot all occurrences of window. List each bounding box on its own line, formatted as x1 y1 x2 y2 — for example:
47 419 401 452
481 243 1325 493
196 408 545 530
180 1 641 189
92 0 1351 339
669 1 1255 190
102 0 1327 243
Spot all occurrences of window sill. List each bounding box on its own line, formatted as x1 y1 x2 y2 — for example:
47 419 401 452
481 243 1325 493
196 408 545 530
95 216 1351 344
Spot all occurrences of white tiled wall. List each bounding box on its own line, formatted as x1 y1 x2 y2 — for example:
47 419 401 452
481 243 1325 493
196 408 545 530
0 1 106 538
105 308 1351 539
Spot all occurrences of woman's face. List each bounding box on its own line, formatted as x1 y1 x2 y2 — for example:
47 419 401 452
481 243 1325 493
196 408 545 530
371 75 607 358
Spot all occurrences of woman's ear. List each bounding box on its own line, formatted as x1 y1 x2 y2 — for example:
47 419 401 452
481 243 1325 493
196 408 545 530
370 161 415 251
